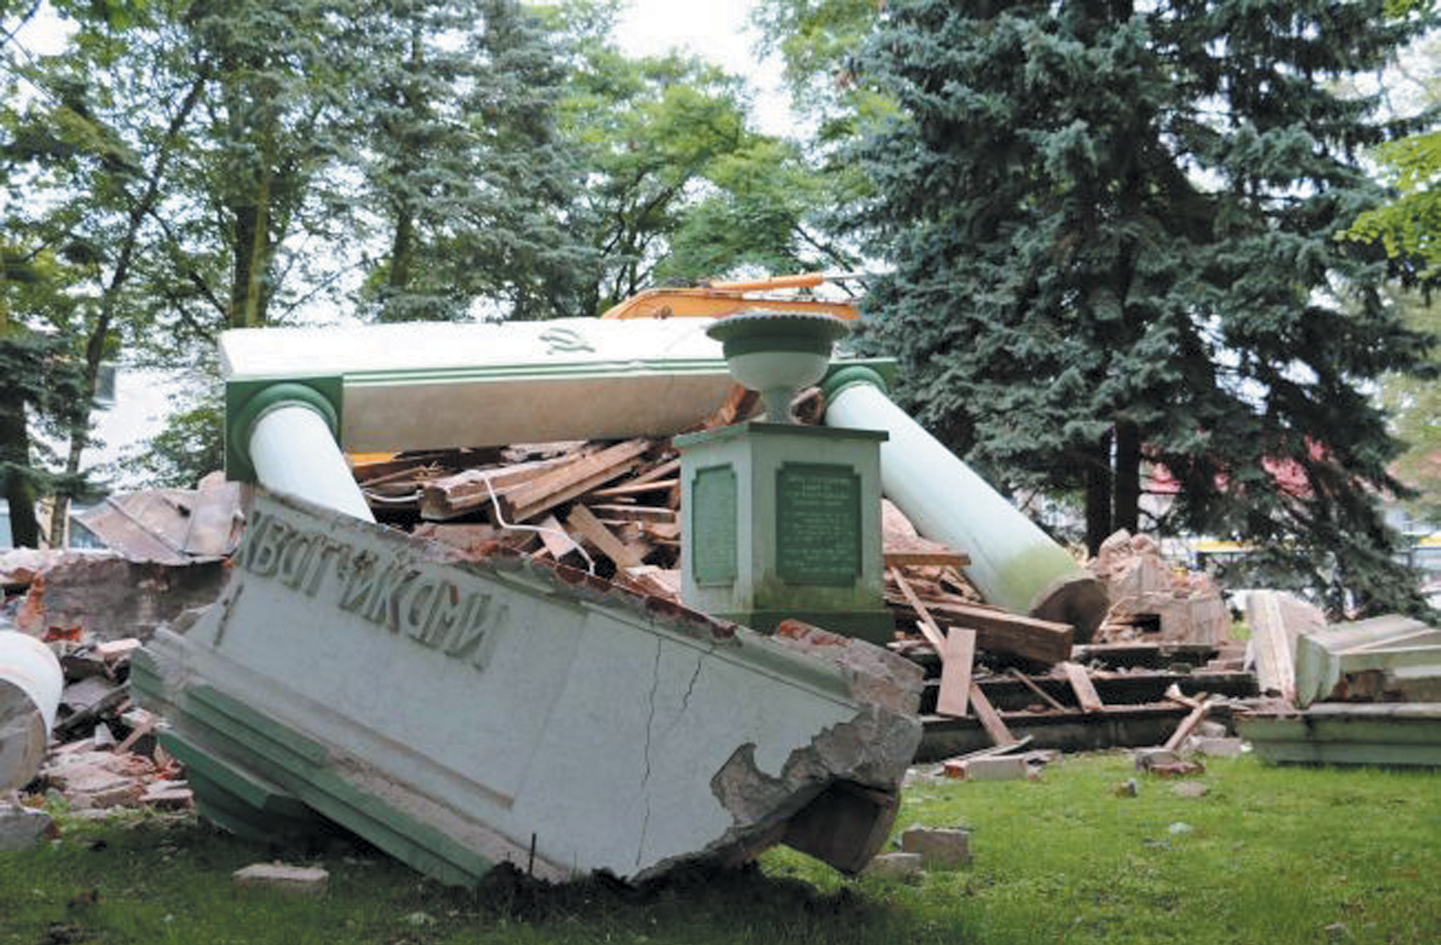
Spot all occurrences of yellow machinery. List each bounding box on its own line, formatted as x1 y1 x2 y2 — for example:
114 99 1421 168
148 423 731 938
599 272 860 321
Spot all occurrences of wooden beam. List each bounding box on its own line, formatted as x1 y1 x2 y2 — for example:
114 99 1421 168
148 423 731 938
502 439 652 523
891 565 946 650
584 504 676 524
936 628 976 717
1061 661 1105 713
587 478 680 499
1007 669 1069 712
565 504 647 568
535 514 580 560
627 458 681 488
896 597 1074 665
883 535 971 569
1163 699 1212 752
967 682 1018 746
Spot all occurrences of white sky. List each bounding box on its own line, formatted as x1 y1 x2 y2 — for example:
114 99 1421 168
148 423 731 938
615 0 793 135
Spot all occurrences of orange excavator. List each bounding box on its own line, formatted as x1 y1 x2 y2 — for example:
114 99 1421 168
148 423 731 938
599 272 863 321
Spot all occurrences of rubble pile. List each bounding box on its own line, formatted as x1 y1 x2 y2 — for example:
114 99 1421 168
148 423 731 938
1088 530 1232 646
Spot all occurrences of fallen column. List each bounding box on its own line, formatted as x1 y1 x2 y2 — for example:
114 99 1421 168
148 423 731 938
821 367 1107 640
0 632 63 791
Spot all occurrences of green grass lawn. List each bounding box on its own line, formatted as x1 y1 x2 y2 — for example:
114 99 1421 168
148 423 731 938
2 752 1439 945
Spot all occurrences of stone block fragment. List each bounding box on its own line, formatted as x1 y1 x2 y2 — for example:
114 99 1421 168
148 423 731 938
1188 736 1245 758
0 804 55 850
861 852 923 880
233 863 329 895
899 826 972 869
944 755 1030 781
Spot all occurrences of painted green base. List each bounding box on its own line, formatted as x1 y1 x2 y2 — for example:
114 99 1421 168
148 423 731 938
1239 704 1441 768
160 733 328 843
135 674 497 886
722 609 898 644
679 422 889 642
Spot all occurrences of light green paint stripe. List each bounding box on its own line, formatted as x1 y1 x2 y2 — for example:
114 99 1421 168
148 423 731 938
161 732 313 818
343 361 730 388
187 685 331 767
171 691 495 886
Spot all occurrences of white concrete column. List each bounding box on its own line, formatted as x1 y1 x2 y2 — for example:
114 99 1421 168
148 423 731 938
822 367 1106 639
248 402 375 523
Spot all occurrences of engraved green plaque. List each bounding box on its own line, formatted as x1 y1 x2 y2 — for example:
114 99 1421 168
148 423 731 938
691 465 738 585
776 463 861 586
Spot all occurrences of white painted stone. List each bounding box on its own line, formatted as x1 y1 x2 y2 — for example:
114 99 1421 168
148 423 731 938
953 756 1030 781
1188 736 1245 758
233 863 329 895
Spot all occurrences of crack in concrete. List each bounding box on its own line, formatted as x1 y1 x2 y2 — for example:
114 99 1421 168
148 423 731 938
635 635 663 869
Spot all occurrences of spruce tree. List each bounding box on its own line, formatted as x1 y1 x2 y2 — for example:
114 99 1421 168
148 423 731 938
853 0 1436 614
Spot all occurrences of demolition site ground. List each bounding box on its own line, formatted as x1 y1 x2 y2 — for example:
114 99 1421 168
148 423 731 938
2 752 1439 945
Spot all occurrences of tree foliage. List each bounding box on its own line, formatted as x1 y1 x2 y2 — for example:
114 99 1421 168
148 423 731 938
851 0 1436 615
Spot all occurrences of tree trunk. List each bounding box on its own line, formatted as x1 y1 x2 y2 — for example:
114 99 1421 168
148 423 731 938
1113 418 1141 535
0 403 39 548
1084 430 1113 556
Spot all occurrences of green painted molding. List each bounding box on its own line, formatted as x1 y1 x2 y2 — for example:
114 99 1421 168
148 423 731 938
225 377 343 483
821 364 890 401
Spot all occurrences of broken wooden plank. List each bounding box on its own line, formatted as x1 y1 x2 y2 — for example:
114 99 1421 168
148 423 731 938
883 535 971 570
1245 590 1306 704
587 479 680 500
1163 698 1212 752
502 439 652 523
891 567 946 650
890 596 1074 665
1007 669 1069 712
419 458 573 520
936 628 976 717
697 384 762 430
584 504 676 524
565 504 647 569
940 734 1035 766
1061 661 1105 714
535 514 580 560
967 681 1018 747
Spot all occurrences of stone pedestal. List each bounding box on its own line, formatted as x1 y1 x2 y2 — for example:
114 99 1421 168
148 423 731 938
677 422 893 641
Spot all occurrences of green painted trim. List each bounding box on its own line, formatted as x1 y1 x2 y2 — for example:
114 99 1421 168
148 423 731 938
171 684 497 886
691 464 738 586
821 364 890 401
706 311 850 350
225 377 343 483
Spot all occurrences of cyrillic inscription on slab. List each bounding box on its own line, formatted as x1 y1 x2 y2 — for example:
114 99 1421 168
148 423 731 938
776 463 861 586
691 465 738 585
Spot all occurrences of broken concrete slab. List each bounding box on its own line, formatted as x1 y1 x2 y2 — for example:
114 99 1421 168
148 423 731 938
0 803 55 850
134 491 923 886
1294 614 1441 708
899 826 972 869
233 863 329 895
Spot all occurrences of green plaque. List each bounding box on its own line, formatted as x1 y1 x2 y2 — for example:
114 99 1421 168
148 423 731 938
776 463 861 586
691 465 738 586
